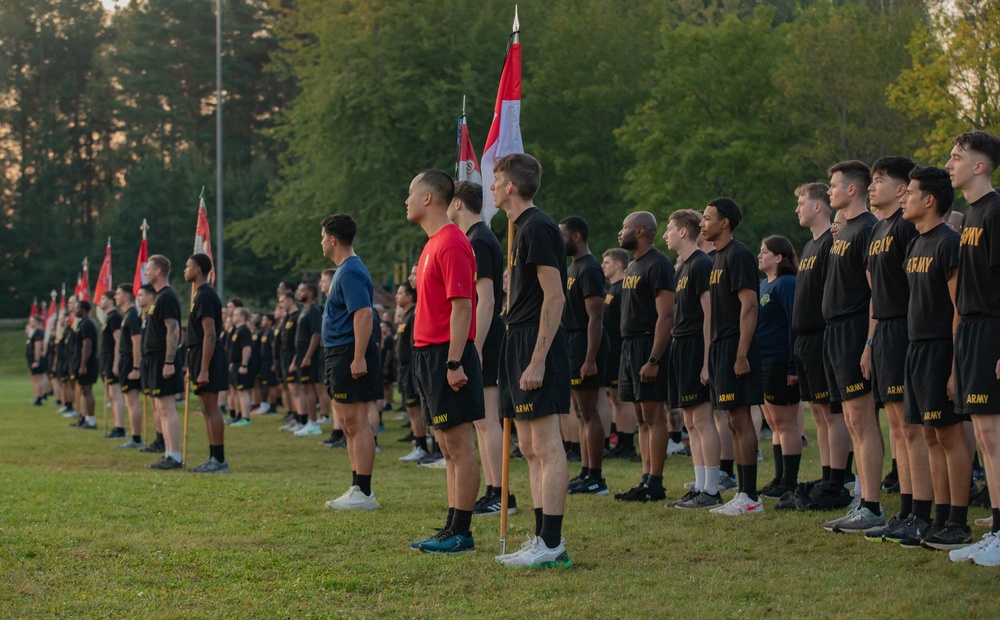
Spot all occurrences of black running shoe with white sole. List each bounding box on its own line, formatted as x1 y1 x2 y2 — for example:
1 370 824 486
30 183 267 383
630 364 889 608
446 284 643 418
570 477 609 496
922 522 973 550
675 491 723 510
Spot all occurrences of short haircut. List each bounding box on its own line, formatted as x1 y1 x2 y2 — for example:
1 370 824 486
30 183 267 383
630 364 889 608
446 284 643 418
228 297 244 308
707 197 743 230
116 283 134 298
101 291 115 302
189 253 213 278
139 284 156 295
828 160 872 192
278 281 296 293
494 153 542 200
148 254 170 275
454 180 484 214
78 300 91 312
909 166 955 216
870 155 916 185
236 307 250 320
794 183 831 205
300 281 319 300
668 209 702 239
602 248 629 270
398 281 416 302
763 235 799 276
954 130 1000 173
321 213 357 245
418 169 455 206
262 313 275 324
560 215 589 243
321 268 336 279
282 291 296 301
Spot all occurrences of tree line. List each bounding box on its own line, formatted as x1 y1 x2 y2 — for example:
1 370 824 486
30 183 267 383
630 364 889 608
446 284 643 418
1 0 997 317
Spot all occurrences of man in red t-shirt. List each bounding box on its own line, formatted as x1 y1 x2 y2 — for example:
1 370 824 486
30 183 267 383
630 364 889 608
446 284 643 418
405 168 486 554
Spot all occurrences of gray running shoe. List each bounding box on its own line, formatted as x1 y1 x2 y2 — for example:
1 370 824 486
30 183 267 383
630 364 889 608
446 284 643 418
826 507 885 533
189 456 231 474
668 490 699 508
863 515 902 542
118 438 144 449
676 491 723 510
719 472 738 491
146 456 183 470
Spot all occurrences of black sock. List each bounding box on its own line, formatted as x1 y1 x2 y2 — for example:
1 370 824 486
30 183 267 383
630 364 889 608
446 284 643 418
641 472 650 486
743 464 758 500
210 444 225 463
445 507 455 530
569 441 580 454
452 509 472 537
647 474 663 491
115 426 124 432
721 459 735 477
846 451 855 475
534 507 543 537
899 493 913 520
415 435 426 450
298 414 308 425
332 429 344 440
737 464 746 494
782 453 801 487
830 468 846 488
590 467 602 481
426 437 435 453
619 432 634 449
352 470 357 486
485 485 495 498
822 465 831 482
913 499 932 523
356 474 372 496
579 467 590 479
974 451 982 470
950 505 968 527
864 500 881 515
156 432 164 444
670 431 682 444
992 508 1000 534
539 514 563 549
935 503 952 527
772 445 784 482
889 458 898 479
132 434 142 443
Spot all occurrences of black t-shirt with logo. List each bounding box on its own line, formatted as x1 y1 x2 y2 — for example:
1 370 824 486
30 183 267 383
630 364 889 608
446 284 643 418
26 328 43 365
709 238 759 342
506 207 567 327
957 190 1000 318
296 303 322 354
792 229 833 335
673 249 712 338
867 209 918 320
187 284 224 349
620 247 676 338
230 325 252 366
468 221 504 313
259 328 274 365
282 308 300 353
119 307 141 366
100 309 122 361
822 211 878 321
906 223 960 340
562 254 606 333
66 324 78 367
75 316 98 368
395 305 415 365
145 286 181 356
603 279 623 342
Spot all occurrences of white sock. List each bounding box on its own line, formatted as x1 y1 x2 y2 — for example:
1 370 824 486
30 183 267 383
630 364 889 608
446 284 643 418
86 415 95 425
167 451 182 462
704 466 720 495
694 466 706 492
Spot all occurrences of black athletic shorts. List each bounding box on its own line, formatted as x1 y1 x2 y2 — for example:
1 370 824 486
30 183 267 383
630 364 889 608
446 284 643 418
618 333 670 403
872 317 907 403
296 348 323 384
187 344 229 395
141 350 185 397
955 317 1000 416
904 339 966 427
499 323 570 420
666 335 710 409
708 336 764 410
762 363 800 406
76 357 99 387
567 329 609 391
325 338 382 404
259 358 278 387
793 330 830 403
117 357 142 394
823 313 871 402
413 341 486 431
397 362 419 407
229 364 257 391
280 351 295 384
101 355 117 385
30 359 47 376
481 314 504 387
57 358 71 381
603 337 622 388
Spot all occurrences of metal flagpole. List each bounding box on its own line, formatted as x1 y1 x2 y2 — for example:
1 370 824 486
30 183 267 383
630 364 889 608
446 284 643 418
215 0 225 297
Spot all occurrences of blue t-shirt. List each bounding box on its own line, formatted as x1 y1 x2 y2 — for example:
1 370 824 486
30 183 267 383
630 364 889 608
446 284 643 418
323 255 375 348
756 274 797 374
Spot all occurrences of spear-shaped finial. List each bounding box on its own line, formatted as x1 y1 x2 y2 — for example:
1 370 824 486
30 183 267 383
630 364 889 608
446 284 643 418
140 218 149 239
512 5 520 42
50 289 57 301
107 237 111 246
462 95 467 116
82 256 89 270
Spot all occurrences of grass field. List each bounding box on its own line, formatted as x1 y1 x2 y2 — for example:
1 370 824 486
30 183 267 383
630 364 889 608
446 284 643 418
1 330 999 618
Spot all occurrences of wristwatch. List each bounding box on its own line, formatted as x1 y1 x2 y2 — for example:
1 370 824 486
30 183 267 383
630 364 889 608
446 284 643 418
446 359 463 371
647 356 659 366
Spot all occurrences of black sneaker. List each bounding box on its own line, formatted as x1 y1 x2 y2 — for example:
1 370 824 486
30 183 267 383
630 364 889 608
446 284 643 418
318 436 337 447
473 493 517 516
140 440 166 453
570 477 609 495
667 490 699 508
620 484 666 503
774 490 798 511
565 447 581 463
972 483 991 508
330 436 347 449
676 491 723 510
32 397 43 406
417 451 444 466
760 483 793 499
884 514 930 547
809 482 854 509
759 478 782 497
146 456 183 470
80 421 97 430
881 472 900 493
922 521 973 550
863 515 903 541
104 428 126 439
397 432 415 443
614 482 646 501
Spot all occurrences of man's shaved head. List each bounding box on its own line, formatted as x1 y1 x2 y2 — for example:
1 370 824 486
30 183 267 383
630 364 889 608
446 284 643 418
625 211 657 240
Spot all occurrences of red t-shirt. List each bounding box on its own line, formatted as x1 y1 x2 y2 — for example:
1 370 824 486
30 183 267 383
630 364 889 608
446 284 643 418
414 223 477 347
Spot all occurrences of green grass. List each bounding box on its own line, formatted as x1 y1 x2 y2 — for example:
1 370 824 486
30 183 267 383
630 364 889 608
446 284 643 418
1 326 999 617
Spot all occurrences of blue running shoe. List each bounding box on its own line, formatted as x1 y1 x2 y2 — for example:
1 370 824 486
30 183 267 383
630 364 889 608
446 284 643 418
418 529 475 554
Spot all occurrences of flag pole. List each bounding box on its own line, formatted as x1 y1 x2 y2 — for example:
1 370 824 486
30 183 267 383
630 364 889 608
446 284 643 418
499 5 520 556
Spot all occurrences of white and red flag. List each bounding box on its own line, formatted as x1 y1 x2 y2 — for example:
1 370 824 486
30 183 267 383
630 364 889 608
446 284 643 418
479 9 523 225
93 239 113 302
194 194 215 282
29 298 38 319
133 219 149 296
76 260 90 302
457 102 482 185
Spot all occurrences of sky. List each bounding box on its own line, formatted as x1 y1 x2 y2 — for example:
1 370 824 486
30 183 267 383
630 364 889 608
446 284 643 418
101 0 130 10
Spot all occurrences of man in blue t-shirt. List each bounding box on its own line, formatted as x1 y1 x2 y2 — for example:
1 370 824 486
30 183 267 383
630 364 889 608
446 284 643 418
320 213 382 511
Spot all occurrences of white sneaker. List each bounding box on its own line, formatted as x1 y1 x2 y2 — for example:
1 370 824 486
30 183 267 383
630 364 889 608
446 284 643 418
399 447 428 462
667 439 686 455
62 410 79 418
497 537 571 568
250 403 270 415
953 531 997 562
712 492 764 516
971 537 1000 566
317 415 330 425
975 515 993 527
429 457 447 469
279 420 299 432
325 486 379 511
294 421 323 437
495 537 538 563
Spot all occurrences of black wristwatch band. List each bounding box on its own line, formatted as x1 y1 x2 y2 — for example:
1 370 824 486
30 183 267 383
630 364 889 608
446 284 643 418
446 359 463 371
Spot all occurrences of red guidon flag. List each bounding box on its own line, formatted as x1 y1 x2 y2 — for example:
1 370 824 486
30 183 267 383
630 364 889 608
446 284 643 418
93 238 113 303
457 112 482 186
29 298 38 319
76 263 90 302
133 220 149 296
194 194 215 282
480 11 523 225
